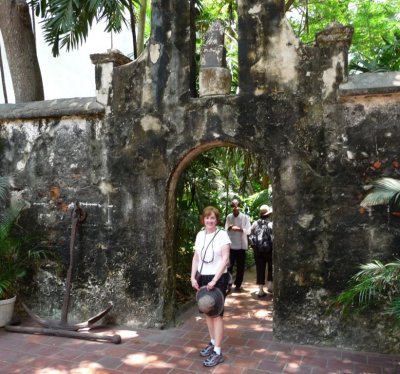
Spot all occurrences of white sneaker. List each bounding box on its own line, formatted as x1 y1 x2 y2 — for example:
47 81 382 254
267 281 273 293
257 291 266 298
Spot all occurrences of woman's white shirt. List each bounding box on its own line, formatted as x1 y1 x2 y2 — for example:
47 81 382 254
195 228 231 275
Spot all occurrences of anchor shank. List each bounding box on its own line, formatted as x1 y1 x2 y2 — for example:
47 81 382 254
61 204 80 324
5 325 122 344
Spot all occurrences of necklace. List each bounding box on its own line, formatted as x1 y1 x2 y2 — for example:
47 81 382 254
200 230 219 264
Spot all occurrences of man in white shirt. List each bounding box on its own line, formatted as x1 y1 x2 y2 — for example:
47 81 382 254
225 199 251 292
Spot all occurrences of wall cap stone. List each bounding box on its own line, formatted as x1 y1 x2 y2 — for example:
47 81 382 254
90 49 132 66
339 71 400 97
0 97 105 120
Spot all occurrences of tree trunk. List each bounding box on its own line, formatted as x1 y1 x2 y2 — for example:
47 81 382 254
137 0 147 55
0 46 8 103
0 0 44 102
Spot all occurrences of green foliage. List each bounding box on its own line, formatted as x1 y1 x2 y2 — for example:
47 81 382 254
332 260 400 324
360 178 400 209
332 177 400 324
244 188 273 222
0 175 8 200
0 176 51 299
286 0 400 73
29 0 400 84
29 0 141 57
350 29 400 72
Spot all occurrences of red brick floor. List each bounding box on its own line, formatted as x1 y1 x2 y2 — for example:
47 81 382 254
0 268 399 373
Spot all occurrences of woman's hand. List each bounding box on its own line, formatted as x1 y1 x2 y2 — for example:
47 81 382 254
191 278 200 291
207 279 217 290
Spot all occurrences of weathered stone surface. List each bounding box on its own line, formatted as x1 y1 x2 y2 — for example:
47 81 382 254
316 21 354 48
0 97 104 120
199 67 231 97
339 71 400 96
200 20 227 68
1 0 400 354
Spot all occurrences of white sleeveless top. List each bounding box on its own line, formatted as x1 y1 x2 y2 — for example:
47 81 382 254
195 228 231 275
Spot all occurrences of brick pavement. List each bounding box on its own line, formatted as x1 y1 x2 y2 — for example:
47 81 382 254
0 267 399 373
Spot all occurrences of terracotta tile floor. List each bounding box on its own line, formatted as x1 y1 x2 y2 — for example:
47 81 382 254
1 267 399 373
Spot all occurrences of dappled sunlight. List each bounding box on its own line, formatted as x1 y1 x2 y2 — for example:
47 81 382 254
285 362 303 373
1 264 396 374
33 369 68 374
393 72 400 86
88 326 140 340
70 362 108 374
123 352 160 366
108 328 139 340
254 309 272 319
32 362 108 374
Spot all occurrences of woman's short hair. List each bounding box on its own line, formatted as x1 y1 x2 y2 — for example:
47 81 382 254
201 206 220 224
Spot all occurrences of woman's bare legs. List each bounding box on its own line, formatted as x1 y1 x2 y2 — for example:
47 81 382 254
205 315 223 350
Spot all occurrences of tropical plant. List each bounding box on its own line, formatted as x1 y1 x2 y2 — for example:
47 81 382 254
332 177 400 323
286 0 400 74
0 176 49 300
350 29 400 73
332 260 400 325
360 177 400 209
29 0 142 58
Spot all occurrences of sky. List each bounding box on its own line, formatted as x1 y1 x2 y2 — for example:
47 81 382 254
0 19 132 104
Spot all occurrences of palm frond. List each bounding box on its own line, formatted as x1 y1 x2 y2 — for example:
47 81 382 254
0 176 11 201
333 259 400 319
386 297 400 322
360 178 400 208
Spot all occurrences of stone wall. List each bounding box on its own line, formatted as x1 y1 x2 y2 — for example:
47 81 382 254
1 0 400 353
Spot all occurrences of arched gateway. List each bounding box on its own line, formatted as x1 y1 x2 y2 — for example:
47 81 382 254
0 0 399 353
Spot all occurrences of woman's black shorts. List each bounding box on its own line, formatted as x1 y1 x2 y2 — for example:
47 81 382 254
198 272 230 317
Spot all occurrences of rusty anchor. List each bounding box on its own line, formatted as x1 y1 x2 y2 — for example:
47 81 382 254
6 202 121 344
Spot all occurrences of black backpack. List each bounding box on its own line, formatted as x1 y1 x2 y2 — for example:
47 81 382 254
250 219 273 252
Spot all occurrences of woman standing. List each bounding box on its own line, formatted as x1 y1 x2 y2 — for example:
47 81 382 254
191 206 231 367
249 204 273 297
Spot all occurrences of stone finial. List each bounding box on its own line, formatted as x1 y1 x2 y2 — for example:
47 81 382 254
199 20 231 97
204 19 225 46
200 20 227 68
315 22 354 48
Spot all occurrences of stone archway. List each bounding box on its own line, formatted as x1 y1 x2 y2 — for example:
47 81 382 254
165 140 273 321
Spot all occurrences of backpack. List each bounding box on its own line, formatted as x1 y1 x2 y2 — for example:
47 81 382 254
250 219 272 252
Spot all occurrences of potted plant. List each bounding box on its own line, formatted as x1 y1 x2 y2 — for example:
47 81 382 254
0 176 49 327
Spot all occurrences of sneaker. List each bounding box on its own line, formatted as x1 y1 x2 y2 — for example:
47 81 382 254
203 351 224 367
200 342 214 357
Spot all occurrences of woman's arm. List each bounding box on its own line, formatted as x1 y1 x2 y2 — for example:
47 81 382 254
207 243 230 290
191 250 200 290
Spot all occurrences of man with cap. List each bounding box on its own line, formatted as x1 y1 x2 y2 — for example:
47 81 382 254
225 198 251 292
249 204 273 296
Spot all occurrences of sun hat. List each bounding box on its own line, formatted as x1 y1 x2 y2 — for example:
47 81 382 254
196 286 224 317
260 204 273 217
